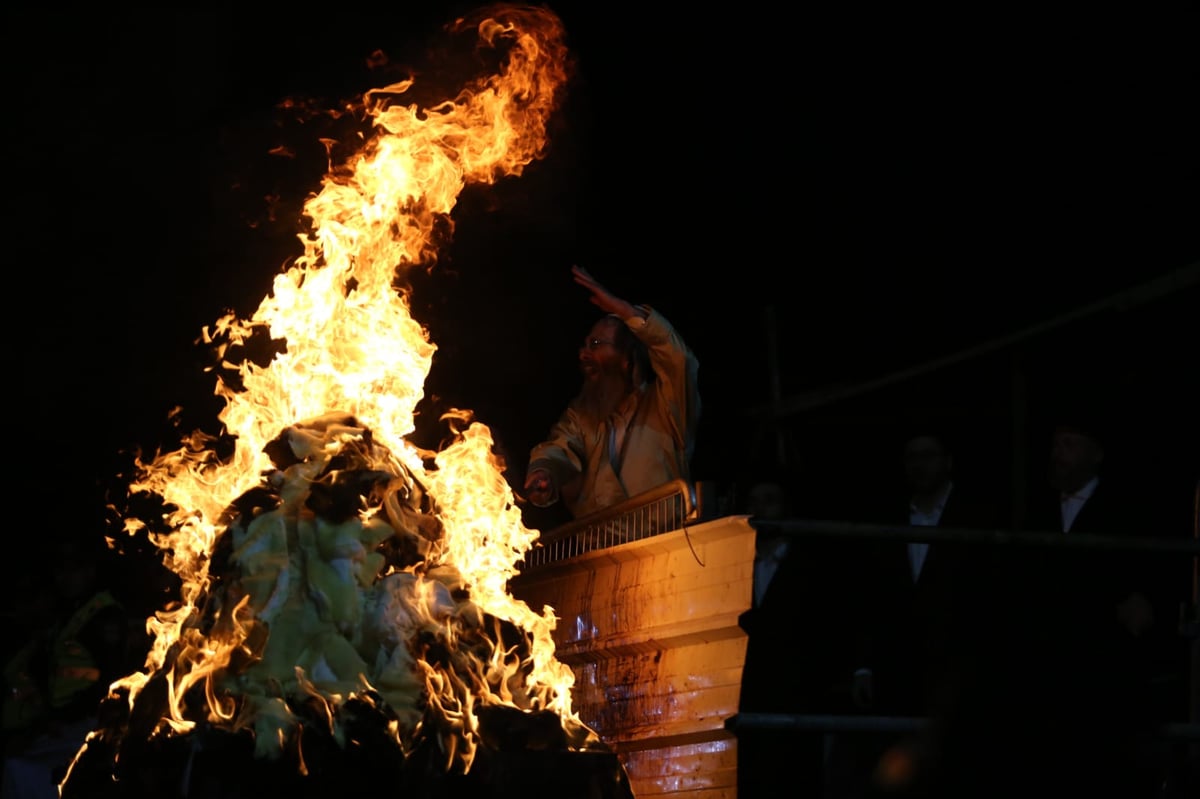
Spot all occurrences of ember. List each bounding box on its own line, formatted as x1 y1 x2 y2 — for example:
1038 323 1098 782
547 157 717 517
58 5 633 797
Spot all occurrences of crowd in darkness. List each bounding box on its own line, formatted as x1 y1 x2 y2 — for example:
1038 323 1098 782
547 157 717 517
734 397 1198 798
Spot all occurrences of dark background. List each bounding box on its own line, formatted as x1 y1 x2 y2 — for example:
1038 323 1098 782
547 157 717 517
7 3 1199 538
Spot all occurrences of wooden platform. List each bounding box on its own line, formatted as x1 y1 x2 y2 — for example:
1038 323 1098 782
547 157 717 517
511 515 757 798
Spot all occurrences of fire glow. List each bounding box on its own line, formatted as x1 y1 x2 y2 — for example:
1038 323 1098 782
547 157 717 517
85 5 592 779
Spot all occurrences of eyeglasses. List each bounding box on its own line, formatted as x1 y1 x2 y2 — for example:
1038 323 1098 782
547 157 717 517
581 337 615 351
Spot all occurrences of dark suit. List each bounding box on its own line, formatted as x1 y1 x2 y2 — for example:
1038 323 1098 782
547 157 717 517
991 476 1165 798
736 508 874 799
857 485 1000 718
821 486 1002 798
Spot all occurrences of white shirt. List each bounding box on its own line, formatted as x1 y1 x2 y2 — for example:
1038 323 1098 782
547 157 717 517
908 482 952 582
853 482 952 680
1060 475 1099 533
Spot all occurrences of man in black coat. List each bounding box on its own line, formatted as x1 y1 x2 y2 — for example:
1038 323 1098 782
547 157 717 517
736 469 862 798
833 427 1003 797
993 411 1169 798
856 429 1001 716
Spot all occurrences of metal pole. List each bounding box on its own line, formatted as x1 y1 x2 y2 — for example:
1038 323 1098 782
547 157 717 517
750 518 1200 554
1009 350 1027 530
727 713 1200 740
764 304 786 469
728 712 926 735
746 262 1200 421
1189 478 1200 771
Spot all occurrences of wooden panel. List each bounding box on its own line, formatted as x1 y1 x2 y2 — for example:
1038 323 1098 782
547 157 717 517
622 739 739 798
571 639 746 744
511 515 756 798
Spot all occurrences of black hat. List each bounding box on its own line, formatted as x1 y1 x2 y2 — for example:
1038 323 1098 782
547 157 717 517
1048 399 1110 449
897 414 958 455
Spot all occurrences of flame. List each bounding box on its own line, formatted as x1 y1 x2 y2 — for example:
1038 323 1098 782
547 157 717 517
107 5 582 774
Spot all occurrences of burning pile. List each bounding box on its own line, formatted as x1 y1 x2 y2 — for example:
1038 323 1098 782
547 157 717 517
59 6 632 797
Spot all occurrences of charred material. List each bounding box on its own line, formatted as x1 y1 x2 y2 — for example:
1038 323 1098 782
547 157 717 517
63 697 634 798
62 414 626 797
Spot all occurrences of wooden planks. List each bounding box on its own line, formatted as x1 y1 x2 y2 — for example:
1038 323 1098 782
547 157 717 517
511 516 756 798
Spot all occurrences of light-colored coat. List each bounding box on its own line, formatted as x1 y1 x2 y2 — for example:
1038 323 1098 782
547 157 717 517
528 307 700 519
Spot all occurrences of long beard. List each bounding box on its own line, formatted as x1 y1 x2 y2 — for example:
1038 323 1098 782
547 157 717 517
576 368 629 427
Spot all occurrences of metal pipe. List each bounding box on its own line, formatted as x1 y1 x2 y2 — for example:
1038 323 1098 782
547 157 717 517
1009 350 1027 529
745 261 1200 421
1190 478 1200 767
725 713 1200 740
531 479 693 547
727 712 925 735
751 518 1200 554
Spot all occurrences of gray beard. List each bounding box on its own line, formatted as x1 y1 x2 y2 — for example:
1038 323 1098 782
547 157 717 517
576 370 629 427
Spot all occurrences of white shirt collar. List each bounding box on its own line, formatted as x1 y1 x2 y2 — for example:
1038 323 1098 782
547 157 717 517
910 481 953 525
1060 476 1099 532
1061 475 1099 503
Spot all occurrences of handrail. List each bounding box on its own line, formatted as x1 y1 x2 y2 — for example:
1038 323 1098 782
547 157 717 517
726 712 1200 740
531 478 696 548
736 512 1200 761
1190 478 1200 763
751 518 1200 554
746 261 1199 420
519 479 696 569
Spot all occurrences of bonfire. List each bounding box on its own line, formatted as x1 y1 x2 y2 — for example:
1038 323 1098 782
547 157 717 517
58 6 633 797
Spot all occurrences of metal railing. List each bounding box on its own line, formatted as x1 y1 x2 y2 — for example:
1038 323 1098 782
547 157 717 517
519 479 697 569
749 518 1200 554
730 489 1200 752
726 713 1200 740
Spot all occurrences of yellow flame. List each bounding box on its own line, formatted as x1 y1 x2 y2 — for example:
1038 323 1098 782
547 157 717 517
113 6 581 772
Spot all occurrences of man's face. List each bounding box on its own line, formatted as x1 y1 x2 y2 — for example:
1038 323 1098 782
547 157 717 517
903 435 952 494
578 318 625 382
1050 428 1103 493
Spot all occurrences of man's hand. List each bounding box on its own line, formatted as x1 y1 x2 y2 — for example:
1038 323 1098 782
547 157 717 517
572 265 636 319
523 467 556 507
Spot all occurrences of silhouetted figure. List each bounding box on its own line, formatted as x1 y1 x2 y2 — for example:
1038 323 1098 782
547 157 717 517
829 425 1003 798
743 471 794 609
2 534 140 799
735 467 860 798
992 407 1169 798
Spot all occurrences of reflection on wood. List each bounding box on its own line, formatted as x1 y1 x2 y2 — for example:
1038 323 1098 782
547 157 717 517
512 515 756 797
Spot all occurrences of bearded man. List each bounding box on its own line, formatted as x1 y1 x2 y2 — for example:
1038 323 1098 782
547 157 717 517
522 265 701 520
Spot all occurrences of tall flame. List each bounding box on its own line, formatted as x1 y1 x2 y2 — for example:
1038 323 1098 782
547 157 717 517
108 5 581 773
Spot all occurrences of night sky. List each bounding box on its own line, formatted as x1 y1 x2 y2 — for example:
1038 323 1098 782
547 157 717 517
10 3 1199 536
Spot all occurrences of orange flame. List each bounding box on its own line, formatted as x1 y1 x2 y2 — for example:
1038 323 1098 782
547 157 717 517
109 6 583 773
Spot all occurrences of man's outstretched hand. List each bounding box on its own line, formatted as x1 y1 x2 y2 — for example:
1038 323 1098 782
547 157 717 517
523 467 555 507
573 265 635 319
